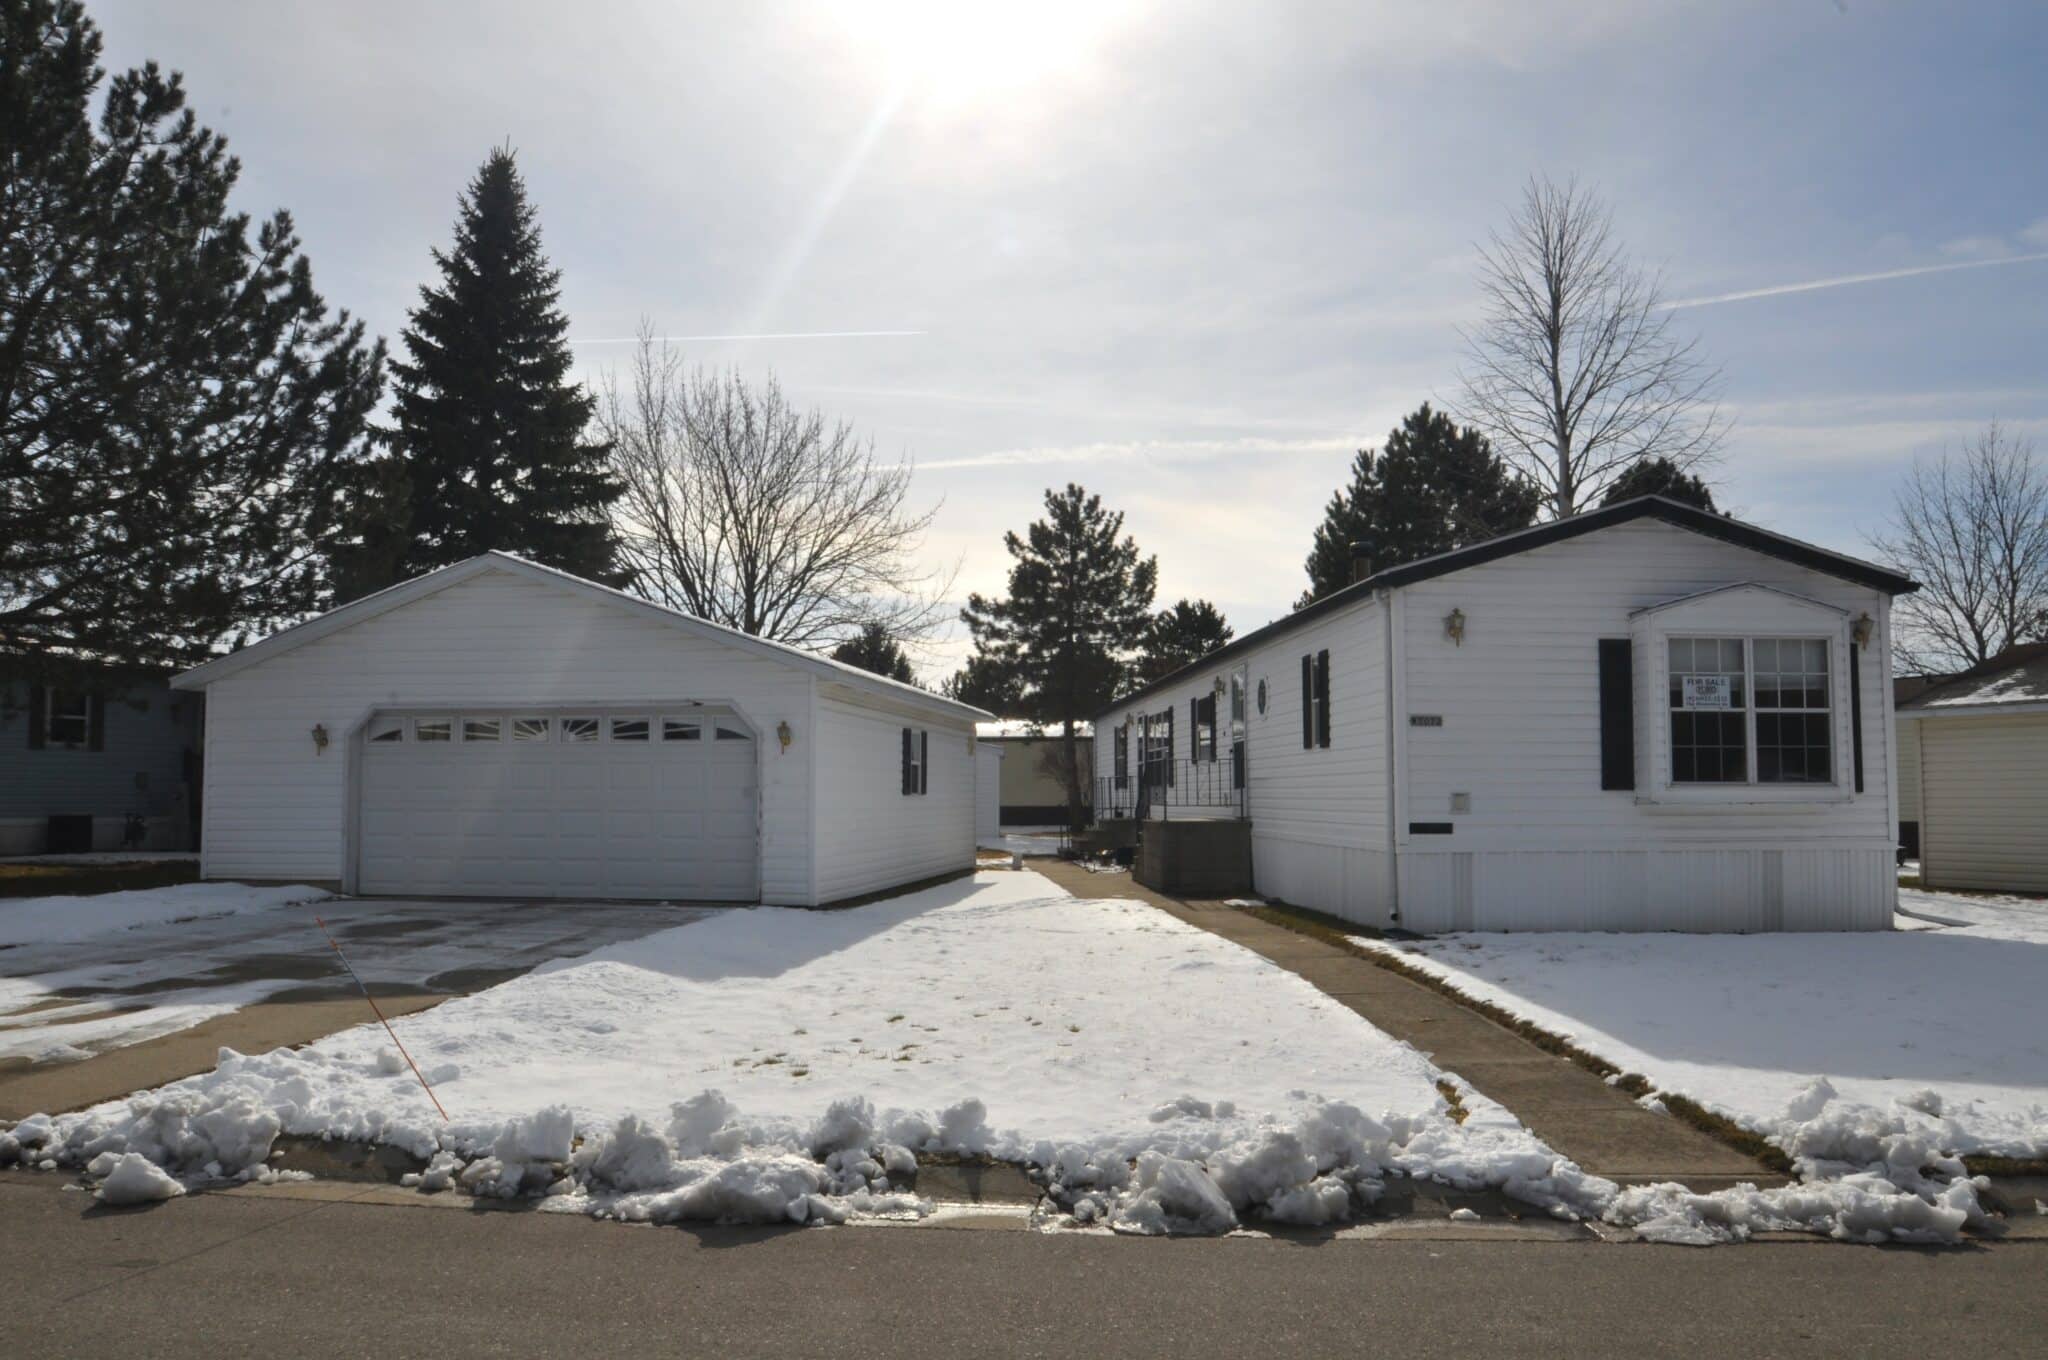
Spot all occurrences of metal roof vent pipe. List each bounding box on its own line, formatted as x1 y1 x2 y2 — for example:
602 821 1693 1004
1349 544 1374 586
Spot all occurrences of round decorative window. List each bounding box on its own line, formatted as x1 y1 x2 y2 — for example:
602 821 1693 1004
1255 678 1268 715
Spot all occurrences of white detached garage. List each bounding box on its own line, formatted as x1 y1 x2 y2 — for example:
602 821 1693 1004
174 553 986 905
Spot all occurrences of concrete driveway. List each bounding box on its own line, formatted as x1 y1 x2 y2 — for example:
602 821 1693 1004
0 896 720 1118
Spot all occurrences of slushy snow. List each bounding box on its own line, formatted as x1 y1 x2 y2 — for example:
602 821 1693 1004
0 881 328 949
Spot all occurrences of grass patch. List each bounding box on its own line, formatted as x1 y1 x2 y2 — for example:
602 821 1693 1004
1244 900 1795 1176
1434 1079 1469 1125
1962 1153 2048 1177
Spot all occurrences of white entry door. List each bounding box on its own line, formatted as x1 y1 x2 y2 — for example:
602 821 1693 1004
357 708 760 900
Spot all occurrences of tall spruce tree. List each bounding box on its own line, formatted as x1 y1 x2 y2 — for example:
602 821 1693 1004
1600 455 1719 512
961 484 1157 827
831 621 915 684
1300 404 1539 606
1 0 385 679
355 147 623 591
943 650 1026 715
1137 599 1233 683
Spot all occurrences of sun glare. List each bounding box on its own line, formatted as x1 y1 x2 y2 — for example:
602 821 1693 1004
847 0 1131 104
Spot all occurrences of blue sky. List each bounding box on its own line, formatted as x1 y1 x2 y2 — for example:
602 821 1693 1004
90 1 2048 676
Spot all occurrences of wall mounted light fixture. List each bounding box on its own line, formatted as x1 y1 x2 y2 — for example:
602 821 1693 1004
311 723 329 754
1852 612 1874 646
1444 608 1466 646
776 720 793 751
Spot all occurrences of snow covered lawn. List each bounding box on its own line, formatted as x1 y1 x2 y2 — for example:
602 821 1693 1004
0 881 328 951
1354 888 2048 1166
6 871 1607 1232
2 872 2006 1243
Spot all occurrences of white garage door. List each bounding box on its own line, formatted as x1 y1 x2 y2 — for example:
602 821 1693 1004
357 708 760 900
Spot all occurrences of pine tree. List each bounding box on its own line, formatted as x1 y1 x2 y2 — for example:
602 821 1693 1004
831 621 915 684
944 651 1026 715
961 484 1157 827
362 147 623 589
1137 599 1233 683
1601 455 1719 512
1300 404 1539 606
1 0 385 678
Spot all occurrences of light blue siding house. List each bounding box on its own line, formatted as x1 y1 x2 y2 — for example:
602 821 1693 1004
0 673 203 854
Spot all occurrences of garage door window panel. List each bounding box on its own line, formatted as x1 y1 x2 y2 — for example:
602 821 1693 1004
463 717 502 742
610 718 650 741
562 718 599 742
368 718 405 743
716 722 751 741
663 718 702 741
415 718 452 742
512 718 551 741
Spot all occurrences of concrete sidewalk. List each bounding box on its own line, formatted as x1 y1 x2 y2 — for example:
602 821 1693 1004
1032 859 1779 1188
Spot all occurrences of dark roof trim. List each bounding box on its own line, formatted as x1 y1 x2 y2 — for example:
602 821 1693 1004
1092 496 1920 720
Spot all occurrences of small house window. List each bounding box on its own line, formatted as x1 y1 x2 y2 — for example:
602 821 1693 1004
901 727 928 794
663 718 702 741
562 717 599 742
1191 692 1217 762
368 717 406 743
463 717 502 742
511 717 551 741
610 718 650 741
47 690 91 746
414 718 453 743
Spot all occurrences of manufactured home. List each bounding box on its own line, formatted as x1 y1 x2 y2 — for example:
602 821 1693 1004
1092 496 1919 933
171 552 987 905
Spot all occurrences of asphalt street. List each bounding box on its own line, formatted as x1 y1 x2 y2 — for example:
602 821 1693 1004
4 1175 2042 1359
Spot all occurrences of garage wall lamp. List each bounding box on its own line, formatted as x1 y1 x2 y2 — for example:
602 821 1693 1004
311 723 330 754
1852 613 1874 647
1444 607 1466 646
776 720 793 751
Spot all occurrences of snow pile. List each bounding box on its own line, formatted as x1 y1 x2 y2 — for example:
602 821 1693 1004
0 881 329 949
94 1152 187 1206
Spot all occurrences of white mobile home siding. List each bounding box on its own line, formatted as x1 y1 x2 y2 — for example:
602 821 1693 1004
1394 520 1894 932
199 568 818 903
1095 594 1394 927
810 687 976 903
1916 713 2048 893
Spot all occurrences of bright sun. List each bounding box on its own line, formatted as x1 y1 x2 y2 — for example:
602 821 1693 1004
843 0 1133 103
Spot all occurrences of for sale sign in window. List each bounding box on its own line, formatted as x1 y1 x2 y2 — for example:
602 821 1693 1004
1681 674 1733 709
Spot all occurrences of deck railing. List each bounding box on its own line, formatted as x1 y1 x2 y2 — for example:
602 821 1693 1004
1095 753 1246 821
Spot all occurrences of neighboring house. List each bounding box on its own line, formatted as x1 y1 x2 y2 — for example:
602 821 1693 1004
973 719 1093 825
0 671 203 855
1896 642 2048 894
1092 496 1919 934
170 552 988 905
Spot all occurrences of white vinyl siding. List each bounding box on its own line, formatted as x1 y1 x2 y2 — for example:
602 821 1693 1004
812 689 975 903
197 568 817 900
1917 713 2048 893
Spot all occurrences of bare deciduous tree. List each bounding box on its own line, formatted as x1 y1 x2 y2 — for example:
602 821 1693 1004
1457 176 1724 516
599 329 953 652
1870 424 2048 673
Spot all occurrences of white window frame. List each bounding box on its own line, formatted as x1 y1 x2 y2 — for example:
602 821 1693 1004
46 689 91 747
1666 635 1839 789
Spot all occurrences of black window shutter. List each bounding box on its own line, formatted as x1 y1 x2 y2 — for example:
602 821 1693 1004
919 730 929 795
1189 698 1198 763
1849 644 1864 794
1598 639 1634 791
901 727 913 794
1166 707 1175 785
27 684 46 749
1300 655 1313 749
1315 649 1331 747
88 694 105 752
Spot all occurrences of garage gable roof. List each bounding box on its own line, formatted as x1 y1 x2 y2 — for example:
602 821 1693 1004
172 552 988 723
1897 641 2048 716
1093 495 1919 720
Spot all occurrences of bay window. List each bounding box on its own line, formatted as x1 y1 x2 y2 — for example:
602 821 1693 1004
1667 636 1832 787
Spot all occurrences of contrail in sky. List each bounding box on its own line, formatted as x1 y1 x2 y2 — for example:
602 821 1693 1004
570 331 926 343
1664 251 2048 309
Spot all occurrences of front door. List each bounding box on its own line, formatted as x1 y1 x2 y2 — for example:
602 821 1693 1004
1230 665 1249 799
